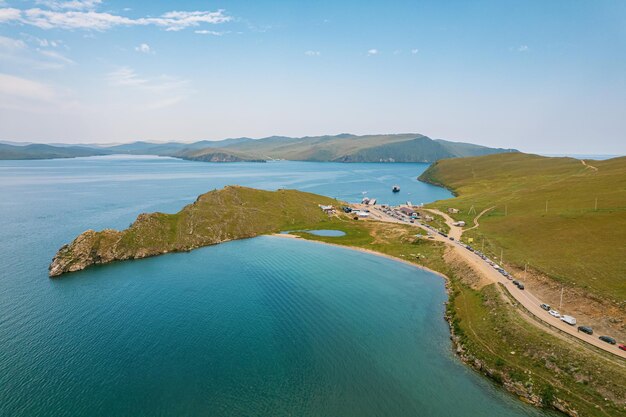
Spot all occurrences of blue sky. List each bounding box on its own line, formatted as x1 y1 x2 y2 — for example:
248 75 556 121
0 0 624 154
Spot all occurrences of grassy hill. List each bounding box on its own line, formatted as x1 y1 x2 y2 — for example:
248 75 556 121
419 153 626 301
173 147 266 162
215 133 517 162
49 186 337 276
2 134 516 162
0 143 109 159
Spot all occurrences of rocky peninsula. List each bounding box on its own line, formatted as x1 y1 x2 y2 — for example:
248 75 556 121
49 186 336 276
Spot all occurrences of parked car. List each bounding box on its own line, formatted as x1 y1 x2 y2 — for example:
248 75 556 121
577 326 593 335
619 344 626 351
549 310 560 318
561 315 576 325
540 303 551 311
517 283 525 290
512 280 519 286
599 336 616 345
449 237 454 241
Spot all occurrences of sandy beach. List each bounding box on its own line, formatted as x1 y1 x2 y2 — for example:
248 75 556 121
270 233 450 282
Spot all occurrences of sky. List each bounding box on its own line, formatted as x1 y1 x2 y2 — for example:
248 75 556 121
0 0 624 154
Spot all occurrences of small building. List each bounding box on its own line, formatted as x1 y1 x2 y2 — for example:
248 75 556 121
399 207 416 217
355 211 370 218
448 208 460 214
453 220 466 227
319 205 335 214
424 215 434 222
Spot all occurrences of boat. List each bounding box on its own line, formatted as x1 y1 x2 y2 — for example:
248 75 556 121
392 185 400 193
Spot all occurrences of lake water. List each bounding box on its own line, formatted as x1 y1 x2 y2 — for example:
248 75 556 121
0 156 553 416
304 229 347 237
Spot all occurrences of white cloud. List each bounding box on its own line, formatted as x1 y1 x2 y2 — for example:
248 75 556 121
0 34 73 69
107 67 190 109
367 48 378 56
135 43 152 54
0 35 26 50
107 67 148 87
194 30 226 36
38 49 74 65
518 45 529 52
411 48 419 54
35 0 103 10
0 8 21 22
0 7 231 31
304 50 320 56
32 37 61 47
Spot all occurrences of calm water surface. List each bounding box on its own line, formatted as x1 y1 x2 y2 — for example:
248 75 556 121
0 156 554 416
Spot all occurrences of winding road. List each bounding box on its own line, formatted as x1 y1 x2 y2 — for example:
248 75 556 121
365 205 626 360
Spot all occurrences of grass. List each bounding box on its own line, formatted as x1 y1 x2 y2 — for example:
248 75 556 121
219 133 512 162
419 153 626 302
289 215 450 273
52 186 341 274
447 280 626 417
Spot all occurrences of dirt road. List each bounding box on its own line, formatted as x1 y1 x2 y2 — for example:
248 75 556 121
368 206 626 360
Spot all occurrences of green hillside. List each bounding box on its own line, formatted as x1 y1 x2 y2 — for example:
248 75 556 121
336 137 464 162
218 133 516 162
1 134 516 162
49 186 337 276
0 143 109 159
174 147 266 162
419 153 626 300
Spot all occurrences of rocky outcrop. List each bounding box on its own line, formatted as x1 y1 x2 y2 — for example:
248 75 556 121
49 186 336 277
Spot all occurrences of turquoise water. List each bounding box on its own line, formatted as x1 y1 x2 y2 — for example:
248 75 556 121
0 156 554 416
304 229 347 237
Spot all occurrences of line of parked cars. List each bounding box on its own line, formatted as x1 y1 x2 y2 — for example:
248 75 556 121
539 303 625 350
380 208 626 353
460 242 626 352
463 244 524 288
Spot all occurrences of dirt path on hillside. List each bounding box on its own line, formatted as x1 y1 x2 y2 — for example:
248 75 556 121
581 159 598 171
464 206 495 232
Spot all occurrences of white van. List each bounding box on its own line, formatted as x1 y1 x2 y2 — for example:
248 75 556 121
561 315 576 326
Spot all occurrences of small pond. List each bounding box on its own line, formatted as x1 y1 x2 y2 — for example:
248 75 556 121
304 230 346 237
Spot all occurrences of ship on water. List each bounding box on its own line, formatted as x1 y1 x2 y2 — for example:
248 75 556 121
392 185 400 193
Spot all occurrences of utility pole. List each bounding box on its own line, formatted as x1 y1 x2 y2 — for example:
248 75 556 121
559 287 564 310
500 248 504 265
524 263 527 280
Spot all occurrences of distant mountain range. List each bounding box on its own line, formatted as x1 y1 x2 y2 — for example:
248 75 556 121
0 134 518 163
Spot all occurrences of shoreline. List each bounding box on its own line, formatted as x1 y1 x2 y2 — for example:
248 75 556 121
271 232 581 416
270 233 450 282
